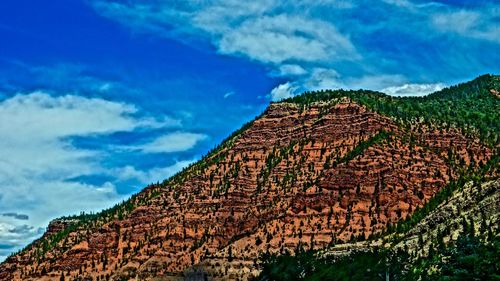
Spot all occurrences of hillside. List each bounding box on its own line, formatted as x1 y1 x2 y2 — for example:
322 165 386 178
258 178 499 281
0 74 498 281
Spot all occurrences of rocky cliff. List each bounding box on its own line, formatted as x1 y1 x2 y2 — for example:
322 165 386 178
0 75 498 281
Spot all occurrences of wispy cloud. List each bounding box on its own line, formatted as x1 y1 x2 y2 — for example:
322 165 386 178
90 0 499 97
0 91 161 211
382 83 446 96
112 159 197 184
0 221 43 261
268 82 296 101
122 132 208 154
2 213 29 221
0 61 125 95
432 9 500 43
223 91 235 99
217 14 357 64
0 91 195 260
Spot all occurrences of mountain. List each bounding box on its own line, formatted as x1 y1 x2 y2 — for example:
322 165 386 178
0 74 498 281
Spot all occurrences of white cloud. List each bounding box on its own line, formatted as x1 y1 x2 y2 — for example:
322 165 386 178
129 132 207 154
217 14 357 64
0 91 183 261
269 82 297 101
268 72 443 100
114 159 196 184
277 64 307 76
432 9 500 43
346 74 407 91
303 68 342 90
381 83 445 96
90 0 499 100
90 1 358 84
0 220 43 261
223 91 235 99
0 92 179 188
0 92 174 140
0 181 121 261
382 0 499 43
92 1 358 65
0 92 151 186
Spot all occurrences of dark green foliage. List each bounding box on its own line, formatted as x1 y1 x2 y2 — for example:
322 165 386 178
258 235 499 281
259 248 409 281
282 74 499 145
408 235 500 281
335 131 391 166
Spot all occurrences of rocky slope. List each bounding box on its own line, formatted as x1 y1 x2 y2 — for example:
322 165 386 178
257 178 499 280
0 75 498 281
315 178 499 258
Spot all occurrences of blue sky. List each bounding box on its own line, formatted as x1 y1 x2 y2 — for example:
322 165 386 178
0 0 498 261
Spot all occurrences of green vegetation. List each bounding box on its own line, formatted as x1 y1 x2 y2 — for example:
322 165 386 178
335 130 391 166
282 74 499 145
259 248 408 281
409 235 500 281
258 234 499 281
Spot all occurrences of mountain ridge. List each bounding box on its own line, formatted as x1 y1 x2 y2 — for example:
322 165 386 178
0 74 498 280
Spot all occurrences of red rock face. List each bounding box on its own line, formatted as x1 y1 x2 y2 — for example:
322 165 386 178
0 98 493 281
44 219 76 238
